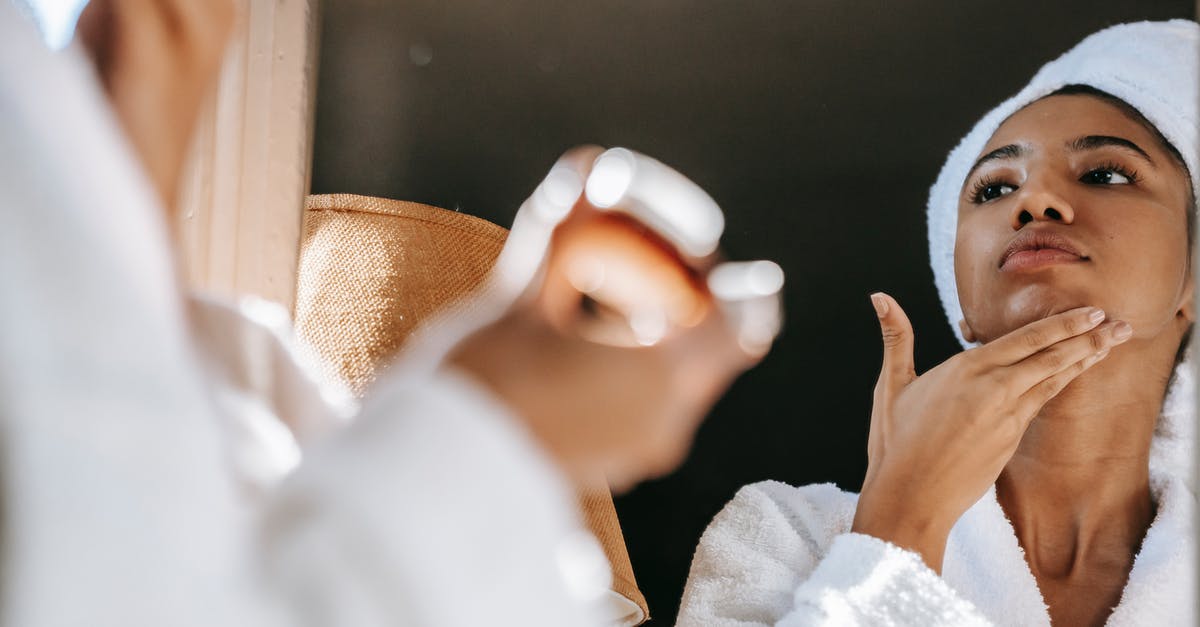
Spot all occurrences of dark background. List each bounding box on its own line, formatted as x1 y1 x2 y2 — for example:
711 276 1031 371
311 2 1196 621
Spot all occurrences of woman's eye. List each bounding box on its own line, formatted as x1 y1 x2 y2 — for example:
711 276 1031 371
978 183 1015 202
1081 169 1132 185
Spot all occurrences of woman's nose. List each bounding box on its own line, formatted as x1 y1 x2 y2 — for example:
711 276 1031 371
1010 182 1075 230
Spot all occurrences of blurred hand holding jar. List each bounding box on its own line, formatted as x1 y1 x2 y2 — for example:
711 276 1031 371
451 146 784 489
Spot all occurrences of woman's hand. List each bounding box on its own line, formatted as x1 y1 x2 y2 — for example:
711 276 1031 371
448 146 773 492
77 0 236 212
450 294 756 492
851 293 1132 572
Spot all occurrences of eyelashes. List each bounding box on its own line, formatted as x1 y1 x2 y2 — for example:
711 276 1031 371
1084 161 1140 185
965 161 1141 205
967 176 1014 204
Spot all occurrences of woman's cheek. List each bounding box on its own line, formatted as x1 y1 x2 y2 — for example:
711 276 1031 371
953 229 996 339
1100 221 1190 332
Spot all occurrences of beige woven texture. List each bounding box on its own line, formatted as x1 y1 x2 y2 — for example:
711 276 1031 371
293 194 648 621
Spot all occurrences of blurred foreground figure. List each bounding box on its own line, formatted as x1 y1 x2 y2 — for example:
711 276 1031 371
0 1 779 626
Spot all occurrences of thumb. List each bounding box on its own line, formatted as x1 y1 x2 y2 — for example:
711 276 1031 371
871 292 916 389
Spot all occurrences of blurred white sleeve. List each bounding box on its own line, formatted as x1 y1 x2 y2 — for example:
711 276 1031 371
189 294 611 627
0 7 258 627
259 368 610 627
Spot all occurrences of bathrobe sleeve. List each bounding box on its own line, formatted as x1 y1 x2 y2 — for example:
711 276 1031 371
257 368 612 627
677 481 992 626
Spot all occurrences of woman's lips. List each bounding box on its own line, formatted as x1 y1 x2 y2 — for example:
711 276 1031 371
998 230 1088 272
1000 248 1086 272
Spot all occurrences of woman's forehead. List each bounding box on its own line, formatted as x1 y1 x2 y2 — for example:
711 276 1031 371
979 94 1158 158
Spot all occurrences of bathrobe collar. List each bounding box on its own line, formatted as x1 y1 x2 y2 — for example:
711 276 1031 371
944 473 1196 626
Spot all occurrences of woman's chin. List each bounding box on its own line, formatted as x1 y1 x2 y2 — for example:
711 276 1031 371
969 287 1094 343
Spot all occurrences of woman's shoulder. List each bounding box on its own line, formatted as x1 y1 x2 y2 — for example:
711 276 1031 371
678 481 861 624
682 480 994 627
688 480 860 578
716 480 860 547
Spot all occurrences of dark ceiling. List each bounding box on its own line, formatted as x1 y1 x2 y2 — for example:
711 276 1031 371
311 1 1197 621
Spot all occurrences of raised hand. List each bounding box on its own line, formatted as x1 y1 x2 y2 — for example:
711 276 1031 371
851 292 1132 571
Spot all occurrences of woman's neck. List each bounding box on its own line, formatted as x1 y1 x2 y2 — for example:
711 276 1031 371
996 334 1176 578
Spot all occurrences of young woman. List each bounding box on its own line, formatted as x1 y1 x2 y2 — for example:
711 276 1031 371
678 20 1198 626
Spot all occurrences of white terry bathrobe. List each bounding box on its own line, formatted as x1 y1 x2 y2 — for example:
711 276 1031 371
677 19 1199 627
0 5 616 626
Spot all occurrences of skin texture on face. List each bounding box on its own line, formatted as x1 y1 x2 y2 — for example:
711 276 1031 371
954 93 1194 347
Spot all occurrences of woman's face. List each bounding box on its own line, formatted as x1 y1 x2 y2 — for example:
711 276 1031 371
954 94 1193 344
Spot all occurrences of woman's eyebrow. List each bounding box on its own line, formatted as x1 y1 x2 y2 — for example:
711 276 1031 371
1066 135 1155 165
965 144 1025 180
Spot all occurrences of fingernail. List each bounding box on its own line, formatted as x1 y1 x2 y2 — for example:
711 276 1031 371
1112 322 1133 342
1088 308 1106 325
870 293 888 318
